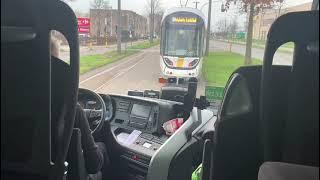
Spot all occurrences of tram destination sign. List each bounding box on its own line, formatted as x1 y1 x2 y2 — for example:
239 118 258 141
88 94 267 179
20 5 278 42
172 17 197 24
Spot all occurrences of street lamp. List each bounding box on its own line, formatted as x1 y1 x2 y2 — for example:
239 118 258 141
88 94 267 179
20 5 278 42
200 0 224 56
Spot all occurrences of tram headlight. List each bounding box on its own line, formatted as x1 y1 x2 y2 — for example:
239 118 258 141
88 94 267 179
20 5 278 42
188 59 199 67
164 57 173 67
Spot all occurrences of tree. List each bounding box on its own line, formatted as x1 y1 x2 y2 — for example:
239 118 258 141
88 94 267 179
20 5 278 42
228 18 239 38
74 10 89 18
145 0 162 43
91 0 110 41
274 0 285 18
215 18 228 37
154 10 164 36
224 0 282 65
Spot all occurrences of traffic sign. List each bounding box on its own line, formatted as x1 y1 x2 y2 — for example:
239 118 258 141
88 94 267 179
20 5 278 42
77 17 90 34
205 86 224 102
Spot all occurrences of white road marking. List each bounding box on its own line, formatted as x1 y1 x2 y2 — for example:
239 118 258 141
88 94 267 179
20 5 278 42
80 52 146 84
93 54 148 92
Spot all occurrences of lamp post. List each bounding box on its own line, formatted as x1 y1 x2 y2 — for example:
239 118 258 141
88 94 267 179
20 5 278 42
201 0 223 56
117 0 121 53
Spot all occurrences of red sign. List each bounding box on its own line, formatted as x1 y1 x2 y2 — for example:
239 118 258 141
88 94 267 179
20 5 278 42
77 17 90 34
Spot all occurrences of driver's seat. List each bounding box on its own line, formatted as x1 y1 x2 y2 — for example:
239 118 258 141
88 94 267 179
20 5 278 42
51 56 89 180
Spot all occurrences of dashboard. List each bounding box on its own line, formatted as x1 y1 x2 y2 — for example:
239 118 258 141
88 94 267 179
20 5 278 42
106 94 181 135
77 90 215 180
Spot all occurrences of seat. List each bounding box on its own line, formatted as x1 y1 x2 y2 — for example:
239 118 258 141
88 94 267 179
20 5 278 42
1 0 79 179
51 56 90 180
260 10 319 167
200 10 319 180
258 162 319 180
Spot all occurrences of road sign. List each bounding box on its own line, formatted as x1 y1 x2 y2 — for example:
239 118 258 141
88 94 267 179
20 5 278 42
77 17 90 34
205 86 224 102
205 86 225 111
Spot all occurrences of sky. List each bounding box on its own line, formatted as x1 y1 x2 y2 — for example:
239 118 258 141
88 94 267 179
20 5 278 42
67 0 313 31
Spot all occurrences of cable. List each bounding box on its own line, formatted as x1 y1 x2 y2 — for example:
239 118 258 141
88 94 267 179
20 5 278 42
185 0 189 7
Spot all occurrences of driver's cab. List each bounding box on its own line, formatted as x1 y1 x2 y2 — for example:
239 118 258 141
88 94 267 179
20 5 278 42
1 0 319 180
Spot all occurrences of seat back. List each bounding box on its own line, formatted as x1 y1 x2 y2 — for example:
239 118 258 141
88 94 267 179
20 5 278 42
260 10 319 167
66 129 88 180
1 0 79 179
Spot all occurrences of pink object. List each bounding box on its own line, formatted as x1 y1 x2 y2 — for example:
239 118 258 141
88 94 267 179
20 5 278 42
163 118 184 135
77 17 90 34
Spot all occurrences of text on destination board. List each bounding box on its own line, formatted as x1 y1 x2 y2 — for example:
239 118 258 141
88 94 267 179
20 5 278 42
172 17 197 23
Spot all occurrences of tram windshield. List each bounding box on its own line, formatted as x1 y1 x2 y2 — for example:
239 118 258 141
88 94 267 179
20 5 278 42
161 14 205 57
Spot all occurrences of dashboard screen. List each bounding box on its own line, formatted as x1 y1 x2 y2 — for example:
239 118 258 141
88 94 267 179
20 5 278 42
131 104 151 119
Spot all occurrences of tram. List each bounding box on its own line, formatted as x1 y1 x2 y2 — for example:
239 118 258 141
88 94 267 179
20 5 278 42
159 7 206 83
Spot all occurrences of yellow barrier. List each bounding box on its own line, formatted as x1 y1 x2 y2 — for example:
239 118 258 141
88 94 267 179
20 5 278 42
89 42 93 50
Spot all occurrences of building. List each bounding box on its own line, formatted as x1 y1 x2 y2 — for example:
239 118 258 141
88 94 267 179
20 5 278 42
253 2 312 40
90 9 148 40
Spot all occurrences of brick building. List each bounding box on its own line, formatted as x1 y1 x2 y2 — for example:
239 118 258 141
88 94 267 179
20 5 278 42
90 9 148 40
253 2 312 40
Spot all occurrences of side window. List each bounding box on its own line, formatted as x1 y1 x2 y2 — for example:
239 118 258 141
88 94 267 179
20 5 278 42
50 30 70 64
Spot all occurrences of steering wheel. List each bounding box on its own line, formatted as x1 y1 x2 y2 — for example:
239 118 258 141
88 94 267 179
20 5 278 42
78 88 107 137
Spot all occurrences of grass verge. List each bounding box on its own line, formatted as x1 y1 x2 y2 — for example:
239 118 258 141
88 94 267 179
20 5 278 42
202 52 262 87
127 39 160 50
80 50 139 74
217 39 293 54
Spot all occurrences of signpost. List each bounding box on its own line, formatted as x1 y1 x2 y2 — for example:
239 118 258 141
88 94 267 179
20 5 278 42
78 17 90 48
205 86 225 112
77 18 90 34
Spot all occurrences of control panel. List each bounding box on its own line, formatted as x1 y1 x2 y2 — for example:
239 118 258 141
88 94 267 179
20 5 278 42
111 97 160 134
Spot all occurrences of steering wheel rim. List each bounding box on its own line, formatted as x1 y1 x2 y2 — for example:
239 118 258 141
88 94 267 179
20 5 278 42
78 88 106 137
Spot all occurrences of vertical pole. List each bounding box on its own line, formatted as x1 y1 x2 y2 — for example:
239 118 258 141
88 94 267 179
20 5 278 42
150 0 154 43
205 0 212 56
117 0 122 53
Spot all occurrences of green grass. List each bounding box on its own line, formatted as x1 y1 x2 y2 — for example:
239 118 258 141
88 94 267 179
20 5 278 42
202 52 262 87
220 39 294 53
128 39 160 50
80 50 139 74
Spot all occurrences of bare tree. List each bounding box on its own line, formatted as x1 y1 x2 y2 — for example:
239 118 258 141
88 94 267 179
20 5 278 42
215 18 228 38
274 0 285 18
225 0 282 65
74 10 89 17
91 0 110 41
145 0 162 43
228 18 238 38
154 10 164 37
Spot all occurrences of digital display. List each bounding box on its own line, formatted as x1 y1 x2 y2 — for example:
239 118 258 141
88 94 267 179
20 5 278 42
172 17 197 23
131 104 151 119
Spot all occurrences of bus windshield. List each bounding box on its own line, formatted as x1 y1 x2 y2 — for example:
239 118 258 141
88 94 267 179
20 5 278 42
163 25 202 57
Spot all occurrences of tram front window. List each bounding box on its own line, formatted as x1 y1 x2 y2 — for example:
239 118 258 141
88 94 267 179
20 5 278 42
164 26 201 57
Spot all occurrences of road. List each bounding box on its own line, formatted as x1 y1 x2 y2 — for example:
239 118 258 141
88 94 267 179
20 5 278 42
79 46 205 97
211 40 293 65
78 40 293 98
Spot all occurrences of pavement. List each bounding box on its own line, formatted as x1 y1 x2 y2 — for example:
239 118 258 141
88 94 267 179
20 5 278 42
76 39 293 98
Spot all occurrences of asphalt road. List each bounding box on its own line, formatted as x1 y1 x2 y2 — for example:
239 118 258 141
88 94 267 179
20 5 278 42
79 46 206 97
78 40 293 98
211 40 293 65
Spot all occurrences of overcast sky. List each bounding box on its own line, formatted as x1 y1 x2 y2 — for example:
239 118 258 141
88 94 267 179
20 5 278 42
67 0 313 31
